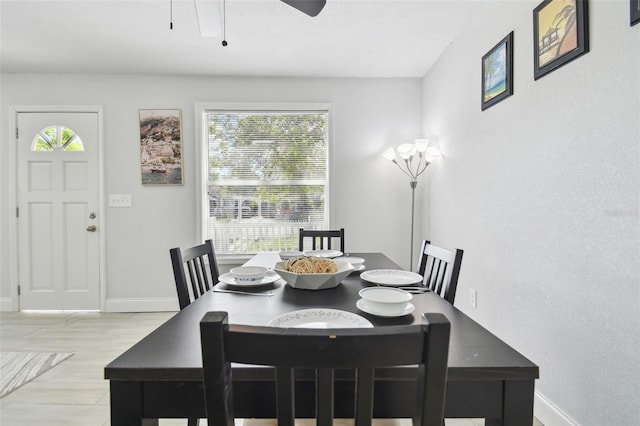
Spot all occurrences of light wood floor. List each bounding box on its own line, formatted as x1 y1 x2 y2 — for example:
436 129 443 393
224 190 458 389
0 311 541 426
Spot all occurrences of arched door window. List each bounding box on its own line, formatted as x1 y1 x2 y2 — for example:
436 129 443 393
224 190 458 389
31 125 84 152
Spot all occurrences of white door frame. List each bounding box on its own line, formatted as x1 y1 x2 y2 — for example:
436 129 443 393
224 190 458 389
9 105 105 311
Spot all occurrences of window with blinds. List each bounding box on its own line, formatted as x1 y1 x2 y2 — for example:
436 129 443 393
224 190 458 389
205 109 330 255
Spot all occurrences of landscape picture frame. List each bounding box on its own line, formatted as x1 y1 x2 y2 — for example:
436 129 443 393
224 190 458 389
482 31 514 111
139 109 184 185
632 0 640 26
533 0 589 80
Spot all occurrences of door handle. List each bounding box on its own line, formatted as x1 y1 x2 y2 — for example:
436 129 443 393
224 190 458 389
86 225 97 232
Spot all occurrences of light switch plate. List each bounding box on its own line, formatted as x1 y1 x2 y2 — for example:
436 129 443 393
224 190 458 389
109 194 132 207
469 288 477 309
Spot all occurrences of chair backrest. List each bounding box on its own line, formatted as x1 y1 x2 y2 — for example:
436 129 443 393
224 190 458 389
416 240 463 305
298 228 345 252
170 239 220 310
200 311 450 426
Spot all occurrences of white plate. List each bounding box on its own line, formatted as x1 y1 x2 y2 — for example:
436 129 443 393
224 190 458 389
352 264 365 272
360 269 423 286
268 308 373 328
356 299 415 318
218 271 280 287
303 249 343 258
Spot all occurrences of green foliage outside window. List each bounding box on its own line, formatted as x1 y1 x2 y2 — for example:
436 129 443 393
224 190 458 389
206 110 329 254
33 126 84 152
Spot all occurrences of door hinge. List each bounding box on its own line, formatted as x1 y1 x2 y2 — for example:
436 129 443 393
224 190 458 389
17 285 21 296
16 207 19 218
16 128 18 139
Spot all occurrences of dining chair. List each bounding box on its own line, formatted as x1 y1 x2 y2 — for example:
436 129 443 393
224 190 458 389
298 227 345 252
416 240 464 305
170 239 221 311
200 311 451 426
170 240 222 426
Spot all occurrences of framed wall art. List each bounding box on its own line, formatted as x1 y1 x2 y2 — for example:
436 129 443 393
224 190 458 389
533 0 589 80
139 109 183 185
632 0 640 26
482 31 514 111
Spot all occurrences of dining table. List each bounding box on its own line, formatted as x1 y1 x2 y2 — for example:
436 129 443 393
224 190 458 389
104 252 539 426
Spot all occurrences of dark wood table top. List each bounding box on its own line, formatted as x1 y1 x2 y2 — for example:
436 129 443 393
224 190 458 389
105 253 538 383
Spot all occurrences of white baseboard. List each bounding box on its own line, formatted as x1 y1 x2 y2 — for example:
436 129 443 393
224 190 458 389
1 297 179 312
0 297 16 311
104 297 179 312
535 390 579 426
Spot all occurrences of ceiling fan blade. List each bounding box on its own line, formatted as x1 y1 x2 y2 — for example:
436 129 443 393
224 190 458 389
194 0 223 37
280 0 326 17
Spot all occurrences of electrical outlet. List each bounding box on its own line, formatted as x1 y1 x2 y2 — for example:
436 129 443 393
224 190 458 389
469 288 477 309
109 194 132 207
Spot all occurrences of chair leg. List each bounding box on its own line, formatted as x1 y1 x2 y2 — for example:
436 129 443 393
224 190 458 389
188 418 199 426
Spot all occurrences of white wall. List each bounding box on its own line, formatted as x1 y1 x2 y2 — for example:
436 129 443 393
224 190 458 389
0 75 423 310
3 1 637 423
421 1 639 425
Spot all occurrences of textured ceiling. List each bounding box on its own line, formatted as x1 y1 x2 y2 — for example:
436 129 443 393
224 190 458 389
1 0 485 78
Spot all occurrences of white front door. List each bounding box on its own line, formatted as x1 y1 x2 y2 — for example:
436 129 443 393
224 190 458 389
17 112 100 310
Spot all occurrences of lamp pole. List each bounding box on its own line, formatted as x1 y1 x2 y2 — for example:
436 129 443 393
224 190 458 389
382 139 440 271
409 180 417 271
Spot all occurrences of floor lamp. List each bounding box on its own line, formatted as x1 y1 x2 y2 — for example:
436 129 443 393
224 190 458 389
382 138 441 271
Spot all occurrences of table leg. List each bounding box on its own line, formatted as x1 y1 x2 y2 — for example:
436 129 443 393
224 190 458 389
110 381 159 426
485 379 535 426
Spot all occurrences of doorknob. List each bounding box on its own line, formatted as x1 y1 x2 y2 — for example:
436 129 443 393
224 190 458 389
86 225 97 232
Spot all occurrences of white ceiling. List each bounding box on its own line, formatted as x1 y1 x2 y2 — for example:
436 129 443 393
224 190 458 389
1 0 486 78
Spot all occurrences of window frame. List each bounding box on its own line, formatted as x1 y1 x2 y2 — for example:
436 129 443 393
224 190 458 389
195 102 334 263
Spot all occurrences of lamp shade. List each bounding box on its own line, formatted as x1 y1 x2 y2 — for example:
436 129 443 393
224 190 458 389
382 147 396 161
415 139 429 152
426 146 441 157
397 143 415 159
425 137 441 158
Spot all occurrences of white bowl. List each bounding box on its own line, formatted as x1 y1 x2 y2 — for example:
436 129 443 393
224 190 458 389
274 260 354 290
334 256 364 268
358 287 413 316
230 266 268 284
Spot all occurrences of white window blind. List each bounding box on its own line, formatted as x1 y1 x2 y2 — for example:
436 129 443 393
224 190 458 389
205 109 329 255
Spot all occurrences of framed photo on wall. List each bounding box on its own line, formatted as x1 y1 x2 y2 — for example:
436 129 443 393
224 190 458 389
139 109 184 185
632 0 640 26
533 0 589 80
482 32 514 111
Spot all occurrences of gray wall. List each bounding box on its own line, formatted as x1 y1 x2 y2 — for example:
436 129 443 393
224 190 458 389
421 1 639 425
0 75 424 310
